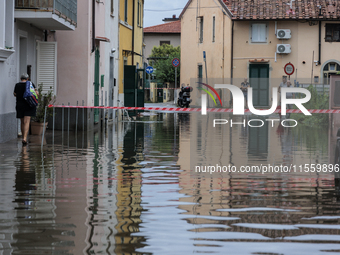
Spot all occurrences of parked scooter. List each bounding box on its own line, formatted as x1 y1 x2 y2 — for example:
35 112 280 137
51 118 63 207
177 86 193 108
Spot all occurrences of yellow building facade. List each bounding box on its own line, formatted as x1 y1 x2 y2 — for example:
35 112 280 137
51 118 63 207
119 0 144 105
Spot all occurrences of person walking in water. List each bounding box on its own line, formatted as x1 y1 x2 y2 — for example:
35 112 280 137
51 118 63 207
13 73 38 145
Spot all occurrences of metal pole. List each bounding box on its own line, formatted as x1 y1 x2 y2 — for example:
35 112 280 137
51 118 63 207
41 106 47 150
82 100 85 133
68 102 70 135
175 67 177 89
53 106 55 146
62 103 64 144
76 101 78 133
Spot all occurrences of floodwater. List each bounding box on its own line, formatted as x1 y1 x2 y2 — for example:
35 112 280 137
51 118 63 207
1 112 340 255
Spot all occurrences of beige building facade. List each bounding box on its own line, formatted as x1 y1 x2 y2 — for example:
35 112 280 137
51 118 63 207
180 0 340 107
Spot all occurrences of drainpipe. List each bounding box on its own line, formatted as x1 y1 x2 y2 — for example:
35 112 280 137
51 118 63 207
92 0 95 53
44 30 48 41
318 20 321 65
230 20 234 106
132 0 135 64
222 13 225 81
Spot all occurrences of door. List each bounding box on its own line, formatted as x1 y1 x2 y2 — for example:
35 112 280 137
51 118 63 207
124 65 137 107
136 69 145 107
157 83 163 103
249 64 269 107
248 117 268 156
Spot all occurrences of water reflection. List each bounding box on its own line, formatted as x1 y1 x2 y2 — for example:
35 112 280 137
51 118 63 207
0 112 340 254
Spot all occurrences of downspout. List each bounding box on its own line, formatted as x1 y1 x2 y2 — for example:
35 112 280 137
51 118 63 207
318 20 321 65
44 30 48 41
92 0 95 53
132 0 135 64
230 20 234 106
222 13 225 81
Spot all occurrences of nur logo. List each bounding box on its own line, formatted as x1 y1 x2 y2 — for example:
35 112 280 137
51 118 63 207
198 83 312 116
198 82 223 109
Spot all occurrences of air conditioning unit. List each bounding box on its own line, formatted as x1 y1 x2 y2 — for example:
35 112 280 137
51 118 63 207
277 44 291 54
277 29 291 39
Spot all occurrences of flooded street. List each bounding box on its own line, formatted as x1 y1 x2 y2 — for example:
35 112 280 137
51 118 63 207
1 112 340 255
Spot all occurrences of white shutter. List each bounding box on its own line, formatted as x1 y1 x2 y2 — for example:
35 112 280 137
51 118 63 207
37 41 57 95
251 24 267 43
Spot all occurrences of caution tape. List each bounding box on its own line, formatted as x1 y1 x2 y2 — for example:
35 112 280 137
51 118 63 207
48 105 340 114
144 88 177 90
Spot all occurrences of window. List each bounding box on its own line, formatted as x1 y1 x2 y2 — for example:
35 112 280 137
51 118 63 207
124 0 128 23
199 17 204 43
137 1 142 26
323 62 340 84
137 1 140 26
251 23 267 43
325 24 340 42
1 0 14 49
160 41 170 46
198 64 203 83
212 16 215 42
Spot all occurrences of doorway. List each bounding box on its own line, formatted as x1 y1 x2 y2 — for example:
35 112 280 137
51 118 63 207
249 64 269 107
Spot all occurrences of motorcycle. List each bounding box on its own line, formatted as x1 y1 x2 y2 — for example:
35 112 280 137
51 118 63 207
177 86 193 108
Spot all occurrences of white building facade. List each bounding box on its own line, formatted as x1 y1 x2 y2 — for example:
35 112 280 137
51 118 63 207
0 0 77 143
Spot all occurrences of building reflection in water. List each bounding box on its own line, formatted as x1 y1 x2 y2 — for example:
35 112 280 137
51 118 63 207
114 122 146 254
178 112 339 241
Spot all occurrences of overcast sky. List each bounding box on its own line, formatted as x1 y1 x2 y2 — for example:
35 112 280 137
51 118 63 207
144 0 187 27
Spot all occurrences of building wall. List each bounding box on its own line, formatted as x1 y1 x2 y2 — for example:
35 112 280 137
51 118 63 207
55 0 119 112
144 33 180 59
118 0 144 105
180 0 232 107
0 18 43 143
133 0 144 69
118 0 133 105
103 0 119 110
233 20 340 81
54 1 91 106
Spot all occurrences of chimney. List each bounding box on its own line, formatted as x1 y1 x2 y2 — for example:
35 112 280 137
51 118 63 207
173 14 176 19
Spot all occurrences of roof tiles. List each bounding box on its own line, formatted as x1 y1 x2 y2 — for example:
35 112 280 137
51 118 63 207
144 20 181 33
224 0 340 20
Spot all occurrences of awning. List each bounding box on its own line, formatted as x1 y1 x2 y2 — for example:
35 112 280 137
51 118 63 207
95 36 110 42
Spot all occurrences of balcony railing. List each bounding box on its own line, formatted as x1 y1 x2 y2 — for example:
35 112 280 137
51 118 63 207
15 0 77 24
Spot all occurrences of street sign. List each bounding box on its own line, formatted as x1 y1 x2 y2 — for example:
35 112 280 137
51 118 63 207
203 51 206 61
284 63 295 76
146 66 154 74
172 58 180 68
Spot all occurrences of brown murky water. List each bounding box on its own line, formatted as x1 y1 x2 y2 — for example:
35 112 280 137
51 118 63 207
1 112 340 255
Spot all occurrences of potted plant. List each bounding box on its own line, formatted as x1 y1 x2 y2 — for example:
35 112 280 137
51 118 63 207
31 84 55 135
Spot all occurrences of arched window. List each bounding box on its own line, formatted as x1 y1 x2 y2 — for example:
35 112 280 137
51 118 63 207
323 62 340 84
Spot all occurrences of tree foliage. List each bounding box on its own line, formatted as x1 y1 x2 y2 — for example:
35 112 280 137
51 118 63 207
149 44 180 84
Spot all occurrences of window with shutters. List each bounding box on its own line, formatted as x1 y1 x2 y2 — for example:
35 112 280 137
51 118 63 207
160 41 170 46
212 16 216 42
124 0 128 23
37 41 57 95
251 23 267 43
199 17 204 43
325 24 340 42
0 0 14 61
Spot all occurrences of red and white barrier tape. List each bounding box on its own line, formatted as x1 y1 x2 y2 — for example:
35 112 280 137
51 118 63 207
144 88 177 90
48 105 340 114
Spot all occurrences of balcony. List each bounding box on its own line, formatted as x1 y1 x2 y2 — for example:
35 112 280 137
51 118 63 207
15 0 77 30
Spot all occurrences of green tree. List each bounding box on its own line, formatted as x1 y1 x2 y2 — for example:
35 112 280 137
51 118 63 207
149 44 180 85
